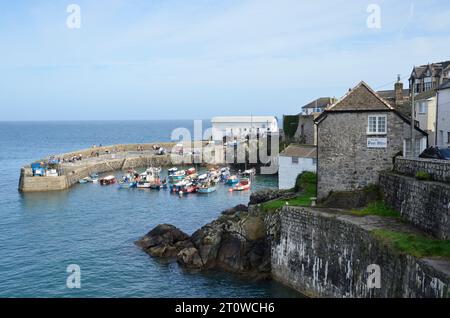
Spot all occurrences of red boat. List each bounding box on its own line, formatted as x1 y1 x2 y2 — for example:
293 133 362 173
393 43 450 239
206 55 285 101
186 167 196 175
99 175 116 185
232 178 251 191
180 182 197 193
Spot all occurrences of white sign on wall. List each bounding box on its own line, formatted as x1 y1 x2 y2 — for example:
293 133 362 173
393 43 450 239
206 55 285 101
367 137 387 148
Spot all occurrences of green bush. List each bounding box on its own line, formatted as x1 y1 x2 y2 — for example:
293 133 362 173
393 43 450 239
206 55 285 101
283 115 299 139
294 171 317 192
415 171 431 181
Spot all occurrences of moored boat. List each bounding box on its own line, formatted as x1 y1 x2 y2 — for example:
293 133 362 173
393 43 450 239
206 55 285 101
100 175 116 185
226 175 239 185
118 180 137 189
231 178 251 191
197 185 216 193
186 167 196 175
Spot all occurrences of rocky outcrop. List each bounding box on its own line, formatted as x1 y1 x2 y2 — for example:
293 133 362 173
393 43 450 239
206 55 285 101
137 205 274 277
135 224 192 258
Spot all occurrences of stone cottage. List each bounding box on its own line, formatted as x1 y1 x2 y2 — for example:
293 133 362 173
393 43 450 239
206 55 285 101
315 81 428 200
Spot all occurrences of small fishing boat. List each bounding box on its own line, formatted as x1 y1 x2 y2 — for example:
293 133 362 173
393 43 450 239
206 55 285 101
197 185 216 194
79 177 89 184
100 176 116 185
169 170 185 182
180 182 197 194
240 168 256 177
168 167 178 175
226 175 239 185
170 180 187 192
137 180 151 188
231 178 251 191
186 167 196 175
118 180 137 189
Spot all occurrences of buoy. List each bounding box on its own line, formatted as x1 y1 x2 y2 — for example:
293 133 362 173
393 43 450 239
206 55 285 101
179 191 184 197
228 188 233 192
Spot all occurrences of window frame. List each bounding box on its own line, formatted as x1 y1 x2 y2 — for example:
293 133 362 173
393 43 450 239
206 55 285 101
291 157 299 164
367 114 387 135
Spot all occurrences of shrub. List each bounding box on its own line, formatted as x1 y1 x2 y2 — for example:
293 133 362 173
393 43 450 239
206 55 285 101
415 171 431 181
294 171 317 192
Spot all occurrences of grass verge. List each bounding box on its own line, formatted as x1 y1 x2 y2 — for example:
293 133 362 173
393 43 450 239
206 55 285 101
372 229 450 259
351 201 400 218
261 172 316 213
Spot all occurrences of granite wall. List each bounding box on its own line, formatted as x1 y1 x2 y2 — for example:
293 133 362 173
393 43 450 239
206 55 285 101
271 206 449 298
394 157 450 183
316 111 425 200
379 171 450 240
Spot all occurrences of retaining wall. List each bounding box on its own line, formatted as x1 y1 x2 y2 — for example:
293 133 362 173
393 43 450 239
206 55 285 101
394 157 450 183
379 171 450 240
271 206 449 298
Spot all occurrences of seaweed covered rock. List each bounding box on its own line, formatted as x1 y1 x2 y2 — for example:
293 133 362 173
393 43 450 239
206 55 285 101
136 224 192 258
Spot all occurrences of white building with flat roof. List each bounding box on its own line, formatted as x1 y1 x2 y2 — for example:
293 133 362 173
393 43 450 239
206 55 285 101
211 116 278 141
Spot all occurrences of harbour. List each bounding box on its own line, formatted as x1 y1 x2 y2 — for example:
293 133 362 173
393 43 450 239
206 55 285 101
0 120 300 297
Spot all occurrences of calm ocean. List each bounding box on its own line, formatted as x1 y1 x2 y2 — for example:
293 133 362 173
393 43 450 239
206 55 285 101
0 121 300 297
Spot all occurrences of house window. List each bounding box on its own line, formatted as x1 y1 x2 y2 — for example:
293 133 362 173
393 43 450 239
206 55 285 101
418 101 427 114
448 132 450 144
291 157 299 164
367 115 387 135
415 83 421 93
312 158 317 165
424 77 432 91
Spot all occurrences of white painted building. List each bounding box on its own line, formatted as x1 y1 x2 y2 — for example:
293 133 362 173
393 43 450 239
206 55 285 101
278 144 317 189
211 116 278 141
414 90 437 146
436 80 450 147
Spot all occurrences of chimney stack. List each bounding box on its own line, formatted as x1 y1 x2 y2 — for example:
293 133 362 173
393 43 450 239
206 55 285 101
394 74 403 106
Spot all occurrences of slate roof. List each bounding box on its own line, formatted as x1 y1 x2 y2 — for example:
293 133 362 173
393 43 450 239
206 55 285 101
414 89 437 101
327 81 394 111
279 144 317 158
411 60 450 79
301 97 335 109
377 89 410 100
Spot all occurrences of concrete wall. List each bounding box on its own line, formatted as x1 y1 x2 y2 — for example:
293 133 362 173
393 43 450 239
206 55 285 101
394 157 450 183
271 206 449 298
317 111 426 200
380 171 450 240
278 156 316 189
437 88 450 147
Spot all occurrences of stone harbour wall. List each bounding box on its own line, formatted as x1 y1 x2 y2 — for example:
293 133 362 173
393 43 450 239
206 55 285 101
379 171 450 240
394 157 450 183
271 206 449 298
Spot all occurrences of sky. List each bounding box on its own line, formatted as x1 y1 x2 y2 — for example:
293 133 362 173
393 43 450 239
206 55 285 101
0 0 449 121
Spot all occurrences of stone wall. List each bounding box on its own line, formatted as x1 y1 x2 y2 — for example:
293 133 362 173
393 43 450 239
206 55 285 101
294 115 316 145
317 111 425 200
394 157 450 183
271 206 449 298
379 171 450 239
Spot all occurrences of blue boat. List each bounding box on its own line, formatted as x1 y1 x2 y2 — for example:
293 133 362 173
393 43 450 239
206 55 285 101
118 181 137 189
197 186 216 194
226 175 239 185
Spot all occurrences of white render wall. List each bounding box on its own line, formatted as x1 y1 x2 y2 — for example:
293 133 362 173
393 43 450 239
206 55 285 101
278 156 316 189
437 88 450 147
211 118 278 141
